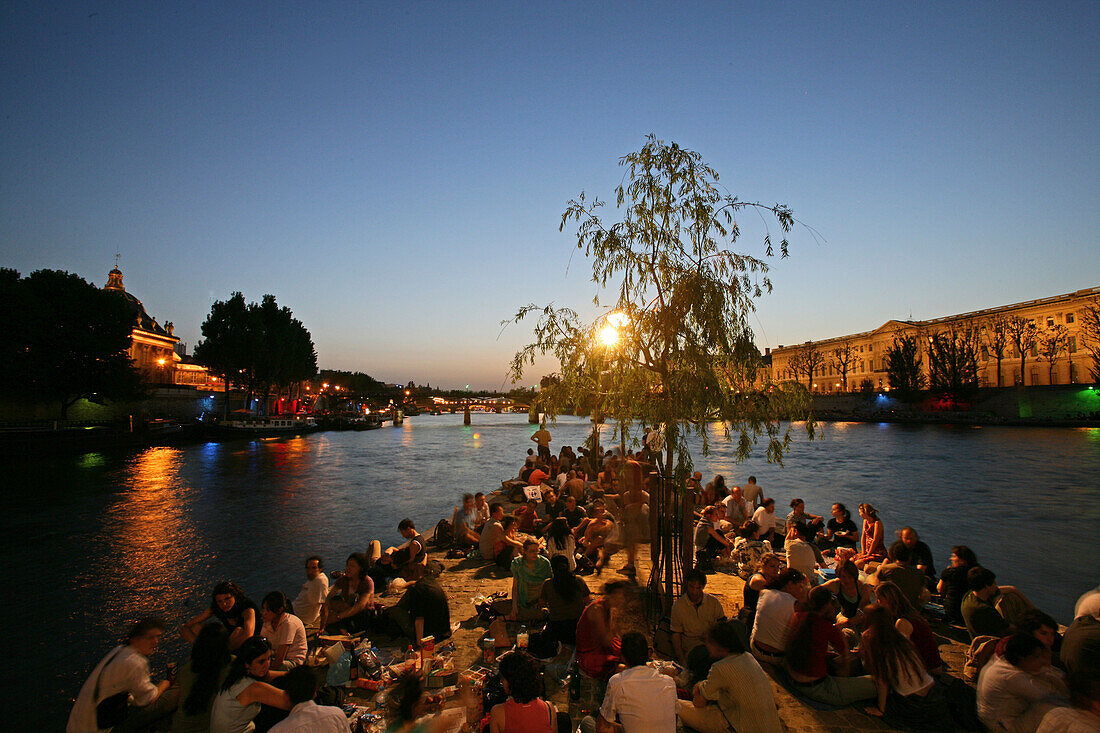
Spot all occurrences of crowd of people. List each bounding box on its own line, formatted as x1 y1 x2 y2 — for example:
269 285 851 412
68 425 1100 733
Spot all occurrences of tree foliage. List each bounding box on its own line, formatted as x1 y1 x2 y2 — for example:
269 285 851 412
981 314 1010 387
508 135 814 471
1038 324 1067 385
830 342 859 392
928 323 979 392
884 334 926 396
195 292 317 411
0 268 143 417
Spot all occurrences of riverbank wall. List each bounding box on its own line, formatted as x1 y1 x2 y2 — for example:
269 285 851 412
812 384 1100 425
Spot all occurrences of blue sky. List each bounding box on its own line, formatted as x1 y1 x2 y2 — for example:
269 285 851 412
2 2 1097 389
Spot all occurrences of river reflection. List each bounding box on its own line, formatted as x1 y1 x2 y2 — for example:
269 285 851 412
3 416 1098 730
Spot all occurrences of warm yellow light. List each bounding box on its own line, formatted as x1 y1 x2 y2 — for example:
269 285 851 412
599 324 620 347
157 358 166 366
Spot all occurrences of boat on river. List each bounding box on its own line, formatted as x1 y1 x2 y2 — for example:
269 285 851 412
205 414 319 438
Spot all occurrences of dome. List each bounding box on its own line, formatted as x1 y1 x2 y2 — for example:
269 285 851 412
103 267 173 337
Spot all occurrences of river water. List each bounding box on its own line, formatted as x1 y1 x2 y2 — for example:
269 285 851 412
6 415 1099 730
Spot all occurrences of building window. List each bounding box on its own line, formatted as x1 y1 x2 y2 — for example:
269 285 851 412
1047 317 1054 328
868 344 874 352
1066 312 1075 324
869 359 875 371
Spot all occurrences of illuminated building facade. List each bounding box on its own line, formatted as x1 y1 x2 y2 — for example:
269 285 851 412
766 286 1099 392
103 266 180 384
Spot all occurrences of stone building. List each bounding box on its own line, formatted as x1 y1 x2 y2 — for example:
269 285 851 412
103 266 180 384
766 286 1099 392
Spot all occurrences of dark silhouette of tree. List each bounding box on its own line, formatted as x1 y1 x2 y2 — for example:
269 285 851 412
830 341 859 392
982 314 1010 387
928 324 979 392
885 334 926 396
1006 315 1038 385
0 268 143 418
1038 324 1067 385
790 341 826 393
507 135 813 607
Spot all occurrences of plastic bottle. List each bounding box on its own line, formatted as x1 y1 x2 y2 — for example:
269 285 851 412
516 625 528 649
568 660 581 701
405 644 418 671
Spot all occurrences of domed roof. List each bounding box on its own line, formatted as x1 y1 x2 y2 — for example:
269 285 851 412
103 267 174 338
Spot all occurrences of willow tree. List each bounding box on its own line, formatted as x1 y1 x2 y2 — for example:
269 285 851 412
507 136 814 607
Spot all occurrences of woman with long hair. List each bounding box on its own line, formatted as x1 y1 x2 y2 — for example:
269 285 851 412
489 651 556 733
852 503 886 570
784 586 876 705
860 606 952 729
820 559 874 633
321 552 375 633
539 554 591 645
180 580 260 651
386 671 447 733
937 545 978 625
543 517 576 571
874 581 943 674
170 624 231 733
576 581 630 680
742 552 781 628
210 637 290 733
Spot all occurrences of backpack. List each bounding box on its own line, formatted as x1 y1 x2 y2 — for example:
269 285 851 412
432 519 454 546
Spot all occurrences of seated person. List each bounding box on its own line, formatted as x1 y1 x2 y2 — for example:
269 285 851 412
259 591 307 670
732 521 772 579
480 504 523 568
291 556 329 633
852 503 887 571
369 518 426 588
528 462 550 487
742 553 782 630
543 517 577 571
576 504 615 572
873 541 931 610
541 489 565 524
721 486 752 526
539 555 590 646
873 582 942 675
677 621 782 733
817 503 859 551
210 637 291 732
169 624 231 733
671 569 727 683
320 553 375 634
181 581 260 651
963 566 1013 640
897 526 936 584
490 651 559 733
473 492 491 531
596 633 678 733
514 498 541 534
1037 669 1100 733
820 559 874 635
1061 604 1100 677
977 633 1069 733
751 499 779 545
451 494 481 548
559 493 587 529
994 610 1063 669
268 666 349 732
785 586 876 705
938 544 979 626
783 521 818 583
786 498 824 533
576 581 630 681
506 539 552 622
563 470 586 503
694 505 732 568
386 574 451 646
750 569 809 663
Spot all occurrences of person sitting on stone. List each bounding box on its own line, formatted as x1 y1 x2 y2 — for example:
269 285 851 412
897 526 936 584
268 665 351 732
576 504 615 572
68 617 178 733
559 493 586 529
594 632 678 733
677 620 782 733
539 555 590 646
169 624 231 733
480 504 523 568
473 492 491 531
490 650 560 733
731 521 772 579
785 586 876 706
721 485 751 526
319 553 375 634
576 581 630 681
181 581 260 651
671 569 727 684
817 502 859 552
977 632 1069 733
750 568 809 664
260 591 308 670
451 493 481 548
506 539 552 622
873 581 942 675
369 518 427 588
563 470 586 502
694 505 731 570
786 498 824 534
963 566 1014 640
872 541 931 610
385 574 451 647
783 522 819 584
210 637 291 733
291 556 329 634
1061 601 1100 678
1037 668 1100 733
514 498 541 534
543 517 577 571
751 498 779 546
852 502 887 571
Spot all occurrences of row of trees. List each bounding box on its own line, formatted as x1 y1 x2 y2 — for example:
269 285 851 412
786 302 1100 397
194 293 317 414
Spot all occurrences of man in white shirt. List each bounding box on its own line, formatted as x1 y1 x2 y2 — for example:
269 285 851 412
67 617 177 733
292 555 329 632
261 591 308 669
751 498 778 543
269 666 351 732
978 633 1069 733
750 569 809 663
644 425 664 469
597 632 678 733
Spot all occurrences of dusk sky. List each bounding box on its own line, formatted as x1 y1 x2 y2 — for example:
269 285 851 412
3 2 1097 390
